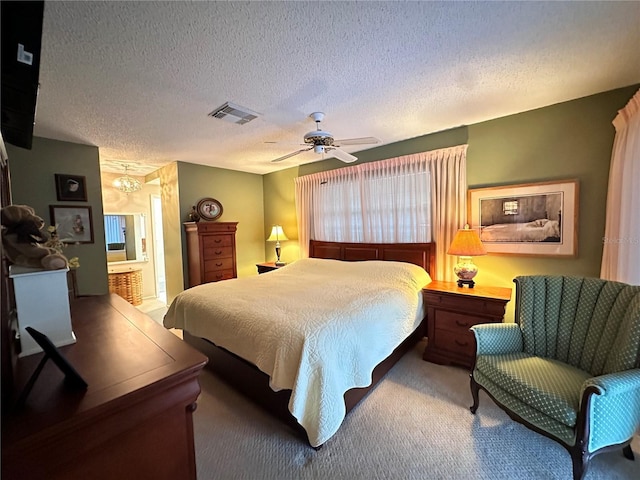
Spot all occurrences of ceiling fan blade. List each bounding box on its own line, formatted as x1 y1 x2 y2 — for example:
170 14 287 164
327 147 357 163
334 137 381 146
270 147 314 163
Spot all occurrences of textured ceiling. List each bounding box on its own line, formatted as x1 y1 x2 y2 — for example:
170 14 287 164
34 1 640 175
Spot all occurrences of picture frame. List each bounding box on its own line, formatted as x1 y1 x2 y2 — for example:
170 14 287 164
55 174 87 202
468 179 579 257
196 197 223 221
50 205 94 244
16 327 88 409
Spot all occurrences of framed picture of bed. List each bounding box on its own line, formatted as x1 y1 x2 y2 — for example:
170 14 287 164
468 179 579 257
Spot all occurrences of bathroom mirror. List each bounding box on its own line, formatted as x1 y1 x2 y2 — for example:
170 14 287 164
104 213 147 263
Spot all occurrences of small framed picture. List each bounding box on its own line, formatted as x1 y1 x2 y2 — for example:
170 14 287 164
55 174 87 202
50 205 94 244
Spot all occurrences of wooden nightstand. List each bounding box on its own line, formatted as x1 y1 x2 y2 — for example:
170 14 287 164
422 281 512 369
256 262 285 274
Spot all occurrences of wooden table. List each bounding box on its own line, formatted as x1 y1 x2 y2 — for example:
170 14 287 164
1 294 207 480
255 262 286 274
422 281 512 369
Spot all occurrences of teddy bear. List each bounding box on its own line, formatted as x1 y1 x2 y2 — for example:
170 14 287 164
1 204 69 270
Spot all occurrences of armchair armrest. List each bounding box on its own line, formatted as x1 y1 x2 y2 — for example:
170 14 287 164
582 369 640 452
470 323 523 356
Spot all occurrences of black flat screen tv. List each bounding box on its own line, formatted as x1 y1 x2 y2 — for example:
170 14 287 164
1 1 45 150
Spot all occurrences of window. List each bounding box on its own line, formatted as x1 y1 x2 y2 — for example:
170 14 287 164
295 144 468 282
311 166 431 243
104 215 126 245
503 200 518 215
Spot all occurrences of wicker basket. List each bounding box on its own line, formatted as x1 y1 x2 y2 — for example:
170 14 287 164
108 269 143 306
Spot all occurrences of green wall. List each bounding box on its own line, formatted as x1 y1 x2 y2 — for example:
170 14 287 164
262 85 638 320
175 162 264 290
467 86 637 289
6 137 108 295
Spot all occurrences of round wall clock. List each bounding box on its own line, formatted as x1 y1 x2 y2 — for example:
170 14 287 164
196 197 223 221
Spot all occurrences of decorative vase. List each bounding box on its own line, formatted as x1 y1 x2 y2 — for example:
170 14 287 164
187 206 200 222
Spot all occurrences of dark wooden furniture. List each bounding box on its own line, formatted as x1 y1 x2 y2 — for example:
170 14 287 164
184 221 237 287
256 262 284 274
309 240 436 272
66 269 78 301
1 294 207 480
184 240 436 446
422 280 512 369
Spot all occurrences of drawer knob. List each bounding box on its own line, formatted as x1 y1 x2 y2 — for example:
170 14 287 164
215 250 223 255
214 239 222 243
216 274 223 279
455 320 470 327
455 339 468 347
215 262 223 267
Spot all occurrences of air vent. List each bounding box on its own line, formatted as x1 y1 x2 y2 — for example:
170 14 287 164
208 102 259 125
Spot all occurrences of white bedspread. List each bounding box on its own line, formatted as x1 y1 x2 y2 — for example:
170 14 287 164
164 258 430 446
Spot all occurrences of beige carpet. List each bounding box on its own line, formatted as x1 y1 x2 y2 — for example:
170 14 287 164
191 338 639 479
136 298 168 324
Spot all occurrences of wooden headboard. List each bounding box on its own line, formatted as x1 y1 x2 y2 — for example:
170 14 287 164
309 240 436 276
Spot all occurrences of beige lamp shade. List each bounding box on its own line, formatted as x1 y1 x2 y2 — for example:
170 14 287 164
267 225 288 242
447 225 486 257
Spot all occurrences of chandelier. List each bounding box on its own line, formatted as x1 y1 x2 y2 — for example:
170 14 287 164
113 165 142 194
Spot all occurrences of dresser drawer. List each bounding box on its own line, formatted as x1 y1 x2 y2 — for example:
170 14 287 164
203 257 235 272
203 269 235 283
197 222 236 234
203 244 233 260
433 310 479 334
424 291 506 317
431 329 476 359
202 234 234 249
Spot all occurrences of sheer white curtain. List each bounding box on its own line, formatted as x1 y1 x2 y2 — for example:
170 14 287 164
601 89 640 285
295 145 467 281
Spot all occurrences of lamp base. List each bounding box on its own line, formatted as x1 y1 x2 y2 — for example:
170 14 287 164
453 256 478 289
275 260 286 266
457 279 475 288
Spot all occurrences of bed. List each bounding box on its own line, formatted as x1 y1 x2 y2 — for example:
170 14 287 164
480 218 560 243
164 240 435 447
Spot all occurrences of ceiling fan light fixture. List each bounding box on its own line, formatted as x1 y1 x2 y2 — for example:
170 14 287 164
269 111 376 164
304 131 334 146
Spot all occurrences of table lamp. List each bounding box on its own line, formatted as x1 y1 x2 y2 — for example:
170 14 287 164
267 225 288 266
447 224 487 288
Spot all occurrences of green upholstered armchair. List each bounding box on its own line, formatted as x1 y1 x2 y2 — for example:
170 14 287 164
469 275 640 480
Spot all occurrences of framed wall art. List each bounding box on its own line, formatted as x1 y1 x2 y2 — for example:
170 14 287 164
55 174 87 202
196 197 223 221
468 179 579 257
50 205 94 244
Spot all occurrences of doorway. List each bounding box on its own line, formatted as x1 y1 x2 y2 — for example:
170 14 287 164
151 194 167 304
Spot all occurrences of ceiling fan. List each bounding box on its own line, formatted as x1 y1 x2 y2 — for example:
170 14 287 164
269 112 380 164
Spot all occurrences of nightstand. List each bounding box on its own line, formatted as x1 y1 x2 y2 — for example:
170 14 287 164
256 262 285 274
422 281 512 369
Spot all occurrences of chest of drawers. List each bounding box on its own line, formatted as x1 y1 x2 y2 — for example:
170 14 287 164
422 281 512 369
184 221 238 287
